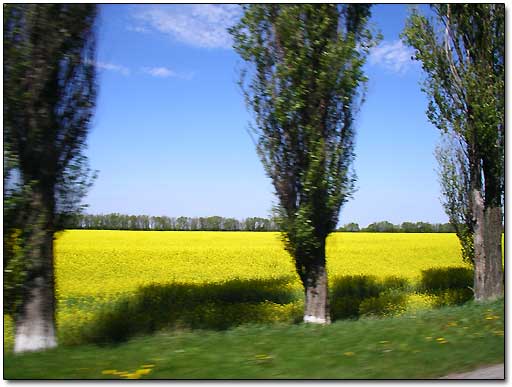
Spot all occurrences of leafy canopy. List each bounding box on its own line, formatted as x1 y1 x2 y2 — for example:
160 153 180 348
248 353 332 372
230 5 378 268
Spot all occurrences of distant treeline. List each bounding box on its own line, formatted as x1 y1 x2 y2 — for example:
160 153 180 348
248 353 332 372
66 213 280 231
338 221 455 233
66 213 457 233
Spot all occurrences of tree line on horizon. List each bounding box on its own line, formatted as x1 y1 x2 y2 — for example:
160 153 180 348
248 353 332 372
65 213 459 233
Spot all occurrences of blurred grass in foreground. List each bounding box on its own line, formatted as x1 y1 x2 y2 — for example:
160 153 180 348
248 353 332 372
4 298 503 379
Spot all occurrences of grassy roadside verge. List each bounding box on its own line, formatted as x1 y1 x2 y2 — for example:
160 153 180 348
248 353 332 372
4 298 503 379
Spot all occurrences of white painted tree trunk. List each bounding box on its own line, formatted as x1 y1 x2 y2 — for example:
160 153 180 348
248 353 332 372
14 276 57 353
472 189 504 301
303 264 331 324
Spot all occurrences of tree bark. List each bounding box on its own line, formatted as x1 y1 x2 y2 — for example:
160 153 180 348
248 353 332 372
473 190 504 301
14 192 57 353
303 263 330 324
302 242 330 324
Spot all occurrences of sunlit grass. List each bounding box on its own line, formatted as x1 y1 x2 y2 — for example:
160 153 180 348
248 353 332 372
4 299 504 379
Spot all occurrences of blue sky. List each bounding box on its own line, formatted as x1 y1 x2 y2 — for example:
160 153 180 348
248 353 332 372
85 4 447 227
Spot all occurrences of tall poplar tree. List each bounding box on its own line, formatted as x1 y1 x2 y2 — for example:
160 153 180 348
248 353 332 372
403 4 504 300
4 4 97 352
230 4 376 323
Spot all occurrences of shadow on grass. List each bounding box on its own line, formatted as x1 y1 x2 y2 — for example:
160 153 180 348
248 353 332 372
80 276 303 345
330 275 409 321
419 266 474 307
77 268 476 345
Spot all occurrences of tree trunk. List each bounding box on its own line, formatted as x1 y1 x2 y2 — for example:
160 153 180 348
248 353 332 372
302 240 330 324
472 190 504 301
303 263 330 324
14 193 57 353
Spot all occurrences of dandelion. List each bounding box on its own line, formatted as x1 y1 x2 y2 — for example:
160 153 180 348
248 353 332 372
135 369 152 375
101 370 117 375
122 373 141 379
343 352 355 356
141 364 155 368
436 337 448 344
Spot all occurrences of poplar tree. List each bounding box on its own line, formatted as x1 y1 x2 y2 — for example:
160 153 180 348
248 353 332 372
230 4 376 323
4 4 97 352
403 4 504 300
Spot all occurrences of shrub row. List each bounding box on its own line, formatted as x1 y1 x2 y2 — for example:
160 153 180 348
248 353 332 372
71 267 474 345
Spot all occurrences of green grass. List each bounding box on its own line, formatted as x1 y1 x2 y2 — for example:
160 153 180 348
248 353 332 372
4 298 503 379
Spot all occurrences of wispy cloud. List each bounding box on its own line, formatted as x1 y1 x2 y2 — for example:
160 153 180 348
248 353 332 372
89 60 131 76
368 40 416 74
131 4 242 49
142 66 175 78
142 66 195 80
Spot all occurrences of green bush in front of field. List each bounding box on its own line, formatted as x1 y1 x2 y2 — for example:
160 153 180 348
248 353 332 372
4 266 484 350
330 275 410 320
79 277 303 344
419 267 474 307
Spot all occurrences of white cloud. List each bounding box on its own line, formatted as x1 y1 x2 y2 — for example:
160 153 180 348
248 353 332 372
368 40 416 74
131 4 242 49
141 66 195 80
142 66 175 78
90 60 130 76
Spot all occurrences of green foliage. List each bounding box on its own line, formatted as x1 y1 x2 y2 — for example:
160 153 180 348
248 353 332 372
79 277 301 344
3 229 26 315
67 213 280 231
419 267 474 307
230 4 378 284
435 132 474 264
363 221 396 233
419 267 473 292
338 222 360 232
358 289 407 317
330 275 409 320
403 5 504 265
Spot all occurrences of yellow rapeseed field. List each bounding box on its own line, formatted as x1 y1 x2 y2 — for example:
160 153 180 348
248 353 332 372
5 231 469 350
54 230 465 298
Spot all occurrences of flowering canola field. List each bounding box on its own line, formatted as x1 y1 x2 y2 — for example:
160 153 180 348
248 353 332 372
5 230 468 349
54 230 464 298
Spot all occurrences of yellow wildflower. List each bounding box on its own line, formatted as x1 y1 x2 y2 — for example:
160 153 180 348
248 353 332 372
255 354 272 360
122 373 141 379
343 352 355 356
